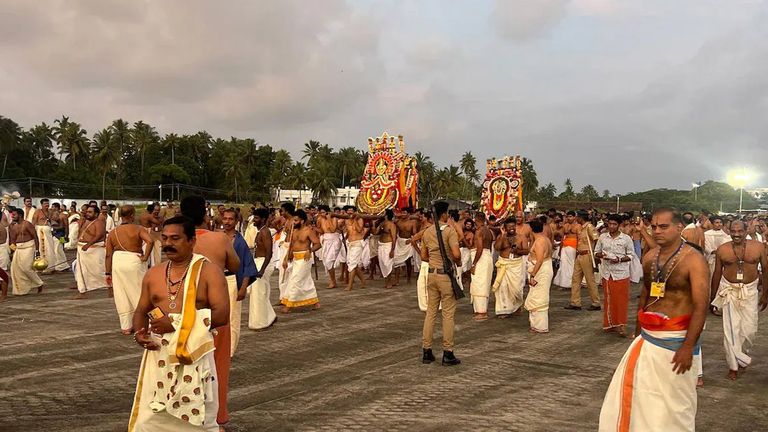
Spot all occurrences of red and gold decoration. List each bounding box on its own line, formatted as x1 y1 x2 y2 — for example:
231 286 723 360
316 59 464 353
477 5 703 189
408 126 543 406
480 156 523 221
357 132 419 214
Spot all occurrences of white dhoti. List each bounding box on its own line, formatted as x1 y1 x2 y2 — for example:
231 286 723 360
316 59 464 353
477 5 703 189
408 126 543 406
276 241 291 300
66 216 80 250
248 257 276 330
112 251 147 331
281 252 319 309
320 233 343 272
629 252 642 284
346 240 364 272
0 241 9 270
361 238 371 269
712 277 759 371
460 247 472 273
10 240 43 295
469 249 493 314
412 244 421 272
525 259 553 332
36 225 57 274
553 246 576 287
493 256 524 315
369 235 379 258
75 241 106 293
53 235 69 271
417 261 430 311
599 319 699 431
393 237 412 268
225 274 241 357
145 228 162 268
377 242 394 278
243 223 258 249
129 255 218 432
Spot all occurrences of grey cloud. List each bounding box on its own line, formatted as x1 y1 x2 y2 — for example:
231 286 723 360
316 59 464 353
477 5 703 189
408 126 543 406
491 0 569 41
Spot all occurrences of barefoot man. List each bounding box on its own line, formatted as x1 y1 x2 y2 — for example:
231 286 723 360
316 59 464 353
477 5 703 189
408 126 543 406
394 208 418 285
469 212 494 321
105 205 154 334
9 207 44 296
332 208 371 291
248 208 277 330
180 196 239 430
32 198 65 274
525 220 553 333
128 216 229 432
282 210 321 312
140 203 164 267
317 205 342 289
710 220 768 380
73 205 107 300
222 208 258 355
375 210 398 289
493 217 529 318
599 208 708 431
594 214 635 337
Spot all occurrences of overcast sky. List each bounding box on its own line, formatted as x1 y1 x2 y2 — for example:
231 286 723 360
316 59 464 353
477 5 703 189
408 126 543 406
1 0 766 194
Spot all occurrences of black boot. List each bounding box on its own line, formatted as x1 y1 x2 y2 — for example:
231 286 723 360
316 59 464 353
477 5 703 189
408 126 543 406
422 348 436 364
442 350 461 366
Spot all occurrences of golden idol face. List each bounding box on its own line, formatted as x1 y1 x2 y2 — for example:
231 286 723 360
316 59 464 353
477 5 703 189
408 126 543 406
491 179 507 196
376 159 388 176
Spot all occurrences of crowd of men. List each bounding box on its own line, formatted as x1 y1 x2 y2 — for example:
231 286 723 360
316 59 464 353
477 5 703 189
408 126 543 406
1 197 767 431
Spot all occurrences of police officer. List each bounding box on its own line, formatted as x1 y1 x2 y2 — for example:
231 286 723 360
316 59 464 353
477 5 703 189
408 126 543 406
420 200 462 366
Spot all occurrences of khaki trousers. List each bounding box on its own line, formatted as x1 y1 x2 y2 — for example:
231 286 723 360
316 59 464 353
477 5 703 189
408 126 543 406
570 252 599 307
422 273 457 350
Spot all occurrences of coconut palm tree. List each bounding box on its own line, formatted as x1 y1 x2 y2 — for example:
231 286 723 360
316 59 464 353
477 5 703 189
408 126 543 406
520 157 539 202
0 116 21 177
131 120 159 177
92 128 119 199
307 160 339 204
53 116 89 170
161 133 180 165
301 140 321 163
285 162 308 191
223 151 247 202
336 146 360 188
270 149 292 201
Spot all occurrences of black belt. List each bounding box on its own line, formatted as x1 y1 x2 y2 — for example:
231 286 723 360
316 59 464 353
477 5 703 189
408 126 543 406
428 268 449 274
224 270 235 277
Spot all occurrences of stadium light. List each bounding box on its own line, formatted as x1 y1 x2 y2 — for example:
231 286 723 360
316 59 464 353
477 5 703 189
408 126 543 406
726 168 757 214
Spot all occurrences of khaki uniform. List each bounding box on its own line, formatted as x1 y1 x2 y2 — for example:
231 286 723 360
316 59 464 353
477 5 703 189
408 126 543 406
570 222 600 307
421 223 459 350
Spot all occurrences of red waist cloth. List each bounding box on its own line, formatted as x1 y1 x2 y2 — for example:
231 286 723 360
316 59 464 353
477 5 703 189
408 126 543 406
562 237 578 248
638 311 691 331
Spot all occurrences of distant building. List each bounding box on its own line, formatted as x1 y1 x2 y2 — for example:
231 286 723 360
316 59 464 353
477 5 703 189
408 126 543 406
746 187 768 199
277 187 360 208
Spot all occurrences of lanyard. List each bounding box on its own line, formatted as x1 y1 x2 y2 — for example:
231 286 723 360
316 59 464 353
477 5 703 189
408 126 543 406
731 242 744 272
654 241 684 282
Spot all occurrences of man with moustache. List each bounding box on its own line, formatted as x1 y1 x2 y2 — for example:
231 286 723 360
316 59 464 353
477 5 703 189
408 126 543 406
32 198 67 274
9 207 44 296
73 205 107 300
317 205 343 289
248 207 277 330
140 203 164 267
493 217 529 318
180 195 239 430
469 212 494 321
282 210 322 312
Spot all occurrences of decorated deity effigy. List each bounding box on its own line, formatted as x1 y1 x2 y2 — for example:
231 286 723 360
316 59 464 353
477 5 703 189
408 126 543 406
356 132 419 214
480 156 523 221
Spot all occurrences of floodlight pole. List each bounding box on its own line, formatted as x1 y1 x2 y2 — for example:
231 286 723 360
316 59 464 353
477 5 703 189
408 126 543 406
739 188 743 215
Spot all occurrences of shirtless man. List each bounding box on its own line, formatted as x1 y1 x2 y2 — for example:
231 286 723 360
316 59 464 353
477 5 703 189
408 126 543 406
9 207 44 295
283 209 322 310
599 208 708 430
317 205 342 289
73 205 107 299
710 220 768 380
105 205 153 333
130 216 229 430
681 211 704 251
0 207 9 272
394 208 419 285
140 203 164 266
494 217 531 318
375 210 398 289
525 219 554 332
515 210 535 247
31 198 57 274
332 207 372 291
470 213 495 320
180 195 239 430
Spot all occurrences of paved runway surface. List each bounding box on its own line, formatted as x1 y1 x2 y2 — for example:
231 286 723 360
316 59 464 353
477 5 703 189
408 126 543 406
2 264 767 431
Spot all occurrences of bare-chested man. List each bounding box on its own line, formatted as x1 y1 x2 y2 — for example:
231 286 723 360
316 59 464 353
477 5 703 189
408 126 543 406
394 208 419 285
493 217 530 318
710 220 768 380
317 205 342 288
375 210 398 288
140 203 164 267
105 205 153 334
681 211 704 251
31 198 58 274
553 210 579 288
248 207 277 330
0 206 9 272
9 207 43 295
73 205 107 299
599 208 708 431
332 207 373 291
525 219 553 332
282 209 322 310
180 195 239 430
470 213 494 320
130 216 229 431
515 210 535 247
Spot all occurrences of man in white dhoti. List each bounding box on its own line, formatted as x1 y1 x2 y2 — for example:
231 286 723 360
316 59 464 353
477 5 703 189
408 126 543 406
0 209 9 271
469 213 494 321
710 220 768 380
73 205 108 299
281 210 321 312
139 203 164 267
65 207 81 250
375 210 397 288
525 220 553 332
106 205 153 334
9 208 44 295
223 208 258 355
394 208 419 285
49 202 70 271
599 208 709 432
22 197 35 223
704 216 731 276
248 208 277 330
30 198 60 274
317 205 342 289
129 218 229 432
553 211 578 288
493 218 528 318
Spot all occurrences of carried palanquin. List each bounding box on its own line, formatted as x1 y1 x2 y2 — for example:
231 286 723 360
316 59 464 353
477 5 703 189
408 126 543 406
480 156 523 221
356 132 419 214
